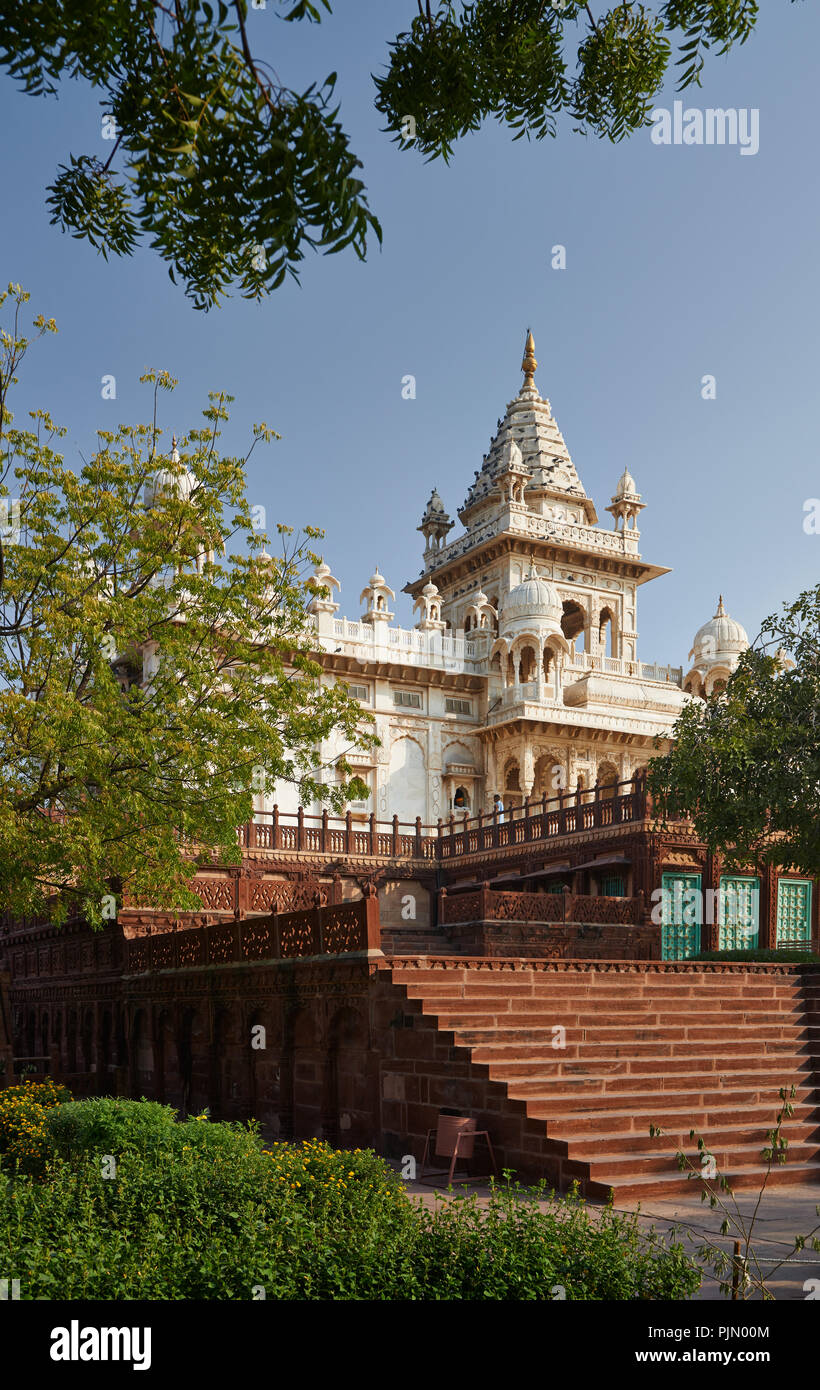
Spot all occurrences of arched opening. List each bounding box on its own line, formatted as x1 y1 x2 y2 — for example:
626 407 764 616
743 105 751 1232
67 1009 78 1075
453 785 470 812
292 1008 323 1140
326 1007 370 1148
503 758 522 811
533 754 565 801
155 1008 176 1106
517 643 537 683
129 1010 153 1095
387 736 427 822
561 601 586 650
99 1010 112 1094
596 761 619 798
208 1008 231 1121
81 1008 94 1074
599 607 615 658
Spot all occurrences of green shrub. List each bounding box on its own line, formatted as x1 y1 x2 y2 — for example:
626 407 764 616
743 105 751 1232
45 1097 177 1160
411 1181 700 1301
0 1107 700 1300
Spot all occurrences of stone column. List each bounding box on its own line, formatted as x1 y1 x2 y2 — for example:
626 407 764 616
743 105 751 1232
521 743 535 800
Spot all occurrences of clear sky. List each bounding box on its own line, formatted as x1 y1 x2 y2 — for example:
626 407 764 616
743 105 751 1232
1 2 817 668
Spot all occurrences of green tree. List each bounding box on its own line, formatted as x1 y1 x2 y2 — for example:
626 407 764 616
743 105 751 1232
0 2 782 307
648 585 820 877
0 284 375 925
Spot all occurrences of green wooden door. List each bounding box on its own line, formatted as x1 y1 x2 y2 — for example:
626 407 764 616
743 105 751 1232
718 876 759 950
661 872 702 960
776 879 812 947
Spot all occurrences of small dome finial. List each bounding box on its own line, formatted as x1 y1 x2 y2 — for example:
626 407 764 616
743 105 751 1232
715 594 726 617
521 328 537 388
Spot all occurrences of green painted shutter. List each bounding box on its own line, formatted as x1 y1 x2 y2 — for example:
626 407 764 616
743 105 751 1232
776 879 812 946
661 872 702 960
718 876 759 951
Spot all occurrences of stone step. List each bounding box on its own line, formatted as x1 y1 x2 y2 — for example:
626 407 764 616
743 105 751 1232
452 1022 818 1045
522 1082 820 1117
468 1037 816 1063
395 974 812 998
406 988 811 1015
594 1161 820 1204
485 1052 820 1081
387 958 820 1199
539 1100 820 1136
507 1068 818 1098
558 1120 820 1158
574 1138 820 1179
400 971 813 986
436 1013 819 1039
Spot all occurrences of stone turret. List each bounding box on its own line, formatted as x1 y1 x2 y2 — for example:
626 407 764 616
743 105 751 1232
360 568 395 625
417 489 453 559
606 468 645 532
414 580 446 632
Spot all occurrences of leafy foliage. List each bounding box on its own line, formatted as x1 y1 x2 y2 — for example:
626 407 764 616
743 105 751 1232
0 2 784 303
648 583 820 877
0 0 381 309
0 286 376 924
375 1 765 160
0 1103 700 1299
45 1097 178 1161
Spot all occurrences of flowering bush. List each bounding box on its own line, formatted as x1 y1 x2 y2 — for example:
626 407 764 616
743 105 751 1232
0 1079 72 1176
0 1100 700 1299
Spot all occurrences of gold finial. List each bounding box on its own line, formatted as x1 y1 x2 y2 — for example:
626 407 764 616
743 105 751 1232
521 328 537 388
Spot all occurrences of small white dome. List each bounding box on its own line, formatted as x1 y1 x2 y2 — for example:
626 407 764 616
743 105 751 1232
144 441 196 509
689 596 749 666
500 574 562 630
614 467 638 499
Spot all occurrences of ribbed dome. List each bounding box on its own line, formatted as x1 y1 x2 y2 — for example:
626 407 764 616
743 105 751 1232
500 574 562 629
690 596 749 665
144 439 196 509
614 467 638 499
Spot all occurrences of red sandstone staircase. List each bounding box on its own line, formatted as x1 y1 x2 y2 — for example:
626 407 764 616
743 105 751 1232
389 962 820 1201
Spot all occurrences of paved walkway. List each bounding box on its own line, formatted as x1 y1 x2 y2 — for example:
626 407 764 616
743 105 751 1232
400 1172 820 1301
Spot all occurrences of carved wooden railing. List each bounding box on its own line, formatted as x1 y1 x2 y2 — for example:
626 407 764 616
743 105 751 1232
440 887 646 926
126 896 381 974
236 774 650 864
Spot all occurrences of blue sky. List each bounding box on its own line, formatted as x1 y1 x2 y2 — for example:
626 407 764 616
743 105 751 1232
0 1 817 667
